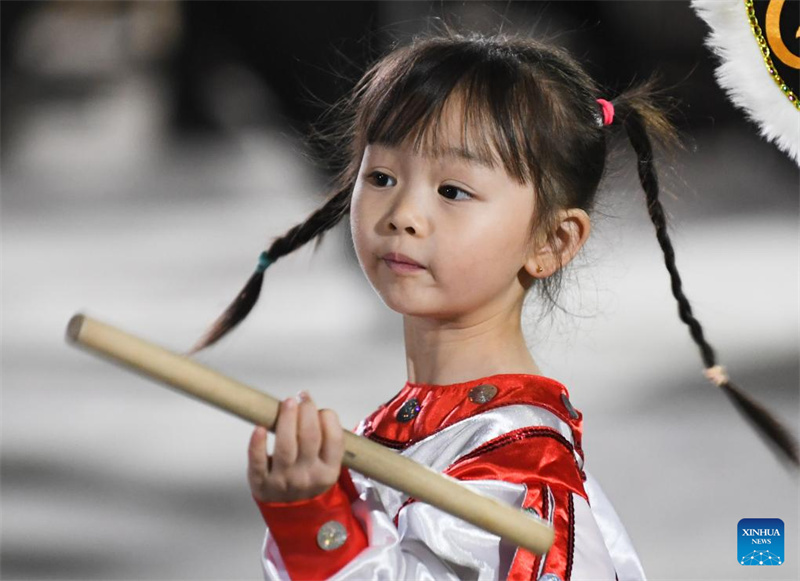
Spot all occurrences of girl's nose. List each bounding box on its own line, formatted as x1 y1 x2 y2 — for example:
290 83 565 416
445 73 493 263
389 219 418 235
386 189 427 236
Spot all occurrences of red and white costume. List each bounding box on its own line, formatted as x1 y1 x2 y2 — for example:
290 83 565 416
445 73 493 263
255 373 646 581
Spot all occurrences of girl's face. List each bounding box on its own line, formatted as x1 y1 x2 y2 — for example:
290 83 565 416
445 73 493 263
350 101 539 323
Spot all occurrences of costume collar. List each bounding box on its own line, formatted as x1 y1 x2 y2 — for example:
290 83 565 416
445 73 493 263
362 373 584 451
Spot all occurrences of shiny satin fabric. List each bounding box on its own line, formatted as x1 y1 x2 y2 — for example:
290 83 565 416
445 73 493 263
367 405 582 519
260 377 646 580
583 472 647 581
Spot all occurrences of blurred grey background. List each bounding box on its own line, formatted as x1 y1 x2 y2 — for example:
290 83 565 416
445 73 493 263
1 1 797 579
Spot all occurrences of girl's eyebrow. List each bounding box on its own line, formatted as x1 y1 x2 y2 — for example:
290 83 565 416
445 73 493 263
371 143 496 170
430 146 496 170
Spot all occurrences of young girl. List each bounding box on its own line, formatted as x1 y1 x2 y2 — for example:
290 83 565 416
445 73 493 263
188 30 797 581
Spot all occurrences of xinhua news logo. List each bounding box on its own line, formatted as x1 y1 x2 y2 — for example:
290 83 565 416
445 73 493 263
738 518 784 566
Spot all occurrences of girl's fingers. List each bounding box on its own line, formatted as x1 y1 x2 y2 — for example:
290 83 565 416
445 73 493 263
272 397 299 468
296 391 322 462
319 408 345 466
247 426 268 477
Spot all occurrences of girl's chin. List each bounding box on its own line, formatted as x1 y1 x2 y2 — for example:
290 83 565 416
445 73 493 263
377 293 434 316
379 296 423 315
378 295 463 320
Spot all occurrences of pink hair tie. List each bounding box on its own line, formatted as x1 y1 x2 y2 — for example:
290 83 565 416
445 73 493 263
596 98 614 126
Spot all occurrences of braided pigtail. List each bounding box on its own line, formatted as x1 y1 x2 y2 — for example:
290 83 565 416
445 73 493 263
608 83 798 468
186 186 352 355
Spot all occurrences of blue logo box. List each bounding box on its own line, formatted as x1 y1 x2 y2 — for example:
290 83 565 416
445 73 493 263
738 518 784 566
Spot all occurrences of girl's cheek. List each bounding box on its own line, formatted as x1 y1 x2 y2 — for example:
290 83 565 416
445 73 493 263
349 205 374 275
349 193 364 241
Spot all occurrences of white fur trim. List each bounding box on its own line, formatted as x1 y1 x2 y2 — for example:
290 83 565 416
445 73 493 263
691 0 799 166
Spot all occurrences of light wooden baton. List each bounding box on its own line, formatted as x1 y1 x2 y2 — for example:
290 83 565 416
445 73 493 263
65 313 554 555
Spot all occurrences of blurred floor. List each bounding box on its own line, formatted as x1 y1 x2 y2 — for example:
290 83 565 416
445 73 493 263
2 67 798 581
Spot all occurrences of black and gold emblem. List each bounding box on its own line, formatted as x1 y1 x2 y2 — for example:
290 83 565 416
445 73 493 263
748 0 799 108
692 0 800 164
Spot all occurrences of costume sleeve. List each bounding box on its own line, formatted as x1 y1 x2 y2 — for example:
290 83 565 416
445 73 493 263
255 468 369 580
255 431 622 581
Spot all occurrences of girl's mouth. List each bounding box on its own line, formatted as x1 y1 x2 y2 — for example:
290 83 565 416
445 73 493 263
383 258 426 274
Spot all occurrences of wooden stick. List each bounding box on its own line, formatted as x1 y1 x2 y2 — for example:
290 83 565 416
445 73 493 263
65 313 554 555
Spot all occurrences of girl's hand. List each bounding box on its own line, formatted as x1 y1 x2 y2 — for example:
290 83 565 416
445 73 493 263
248 391 345 503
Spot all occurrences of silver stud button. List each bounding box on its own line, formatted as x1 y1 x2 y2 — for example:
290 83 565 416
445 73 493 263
396 398 421 422
468 384 498 404
560 393 579 419
538 574 563 581
317 520 348 551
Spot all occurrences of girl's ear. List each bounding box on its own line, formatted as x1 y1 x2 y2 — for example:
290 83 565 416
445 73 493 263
525 208 591 278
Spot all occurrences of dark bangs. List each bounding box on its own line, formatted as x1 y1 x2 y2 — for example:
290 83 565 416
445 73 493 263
353 39 546 187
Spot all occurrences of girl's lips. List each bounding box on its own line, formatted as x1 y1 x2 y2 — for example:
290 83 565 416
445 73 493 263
383 258 426 273
382 252 424 267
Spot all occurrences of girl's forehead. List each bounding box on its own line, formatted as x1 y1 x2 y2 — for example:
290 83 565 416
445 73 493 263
360 82 540 184
421 97 500 162
366 141 497 173
368 101 503 170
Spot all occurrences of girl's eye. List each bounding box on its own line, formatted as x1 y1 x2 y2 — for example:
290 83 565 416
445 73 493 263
365 171 473 202
438 185 474 202
366 171 396 188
